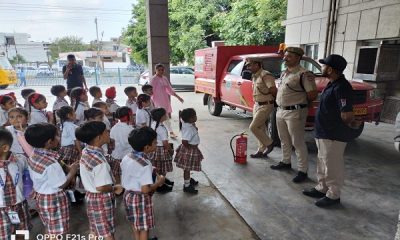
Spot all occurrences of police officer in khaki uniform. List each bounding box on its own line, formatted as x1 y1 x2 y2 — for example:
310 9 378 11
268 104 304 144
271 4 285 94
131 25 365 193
271 47 318 183
247 58 277 158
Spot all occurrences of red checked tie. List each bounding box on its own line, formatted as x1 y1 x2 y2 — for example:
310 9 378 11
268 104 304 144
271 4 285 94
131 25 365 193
3 162 17 206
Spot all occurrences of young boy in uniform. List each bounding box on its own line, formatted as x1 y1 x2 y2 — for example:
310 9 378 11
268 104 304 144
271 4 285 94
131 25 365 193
124 86 138 114
89 86 103 106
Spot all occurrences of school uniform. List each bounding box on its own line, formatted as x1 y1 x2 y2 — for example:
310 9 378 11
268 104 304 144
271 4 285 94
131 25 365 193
121 151 155 231
92 98 103 107
150 123 173 174
103 115 111 130
174 122 203 171
52 97 69 112
75 102 89 126
126 98 138 114
0 154 29 239
23 100 29 112
28 148 70 234
0 108 8 126
6 126 31 164
136 108 152 128
80 145 115 237
29 108 48 125
59 121 80 166
106 99 119 114
110 122 134 179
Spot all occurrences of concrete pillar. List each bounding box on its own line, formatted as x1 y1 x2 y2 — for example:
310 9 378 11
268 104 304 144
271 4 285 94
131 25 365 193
145 0 170 80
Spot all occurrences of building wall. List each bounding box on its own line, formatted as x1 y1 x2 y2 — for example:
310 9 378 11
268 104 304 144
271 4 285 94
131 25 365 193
283 0 400 80
0 33 47 63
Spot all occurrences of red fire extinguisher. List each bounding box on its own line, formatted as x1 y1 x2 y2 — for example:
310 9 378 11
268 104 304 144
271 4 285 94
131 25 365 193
230 132 248 164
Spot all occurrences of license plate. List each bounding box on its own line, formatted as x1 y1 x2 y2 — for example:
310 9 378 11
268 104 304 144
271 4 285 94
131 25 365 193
354 107 367 115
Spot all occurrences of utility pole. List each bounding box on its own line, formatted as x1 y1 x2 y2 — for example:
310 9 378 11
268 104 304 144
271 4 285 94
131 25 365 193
95 17 100 70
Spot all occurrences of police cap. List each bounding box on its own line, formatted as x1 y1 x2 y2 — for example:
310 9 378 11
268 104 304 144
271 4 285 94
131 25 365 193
284 47 304 56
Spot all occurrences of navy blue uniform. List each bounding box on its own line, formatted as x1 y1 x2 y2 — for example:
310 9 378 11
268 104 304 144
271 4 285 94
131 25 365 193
62 64 84 90
315 75 354 142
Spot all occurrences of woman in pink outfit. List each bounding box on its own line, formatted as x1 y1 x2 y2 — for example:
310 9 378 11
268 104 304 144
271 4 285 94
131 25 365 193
149 63 184 138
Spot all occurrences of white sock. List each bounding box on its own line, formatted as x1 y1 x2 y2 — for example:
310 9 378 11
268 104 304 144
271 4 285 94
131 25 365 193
184 180 190 187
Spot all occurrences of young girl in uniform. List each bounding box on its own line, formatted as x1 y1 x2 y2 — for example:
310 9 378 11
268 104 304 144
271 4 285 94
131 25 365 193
0 129 30 240
109 107 134 184
57 106 81 166
70 87 89 126
124 86 138 114
105 86 120 114
28 93 52 125
136 94 152 128
20 89 35 112
121 127 165 240
75 121 123 240
89 86 103 106
150 108 174 192
24 123 79 238
174 108 202 194
0 95 16 127
51 85 69 113
93 102 112 129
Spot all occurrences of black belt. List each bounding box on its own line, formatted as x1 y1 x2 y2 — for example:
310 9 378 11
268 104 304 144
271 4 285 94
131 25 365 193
257 100 275 105
279 104 307 110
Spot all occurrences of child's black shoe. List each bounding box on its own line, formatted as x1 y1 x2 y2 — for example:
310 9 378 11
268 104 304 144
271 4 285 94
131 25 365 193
190 178 198 186
165 178 174 186
183 184 198 194
156 183 173 193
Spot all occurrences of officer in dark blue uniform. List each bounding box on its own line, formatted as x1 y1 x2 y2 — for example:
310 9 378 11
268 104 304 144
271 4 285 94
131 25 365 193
303 54 362 208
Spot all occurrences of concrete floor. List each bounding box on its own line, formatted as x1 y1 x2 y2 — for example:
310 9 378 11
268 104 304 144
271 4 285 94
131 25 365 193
3 86 399 240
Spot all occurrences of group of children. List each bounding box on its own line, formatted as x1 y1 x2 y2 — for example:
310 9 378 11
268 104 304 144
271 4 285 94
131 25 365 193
0 84 203 240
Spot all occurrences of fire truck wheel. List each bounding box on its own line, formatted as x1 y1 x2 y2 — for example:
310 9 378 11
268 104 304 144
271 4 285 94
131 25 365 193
207 95 223 116
0 85 8 89
268 107 281 147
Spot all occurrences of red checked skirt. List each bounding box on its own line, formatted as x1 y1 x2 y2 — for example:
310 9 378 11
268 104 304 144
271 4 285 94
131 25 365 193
174 144 203 171
34 191 70 234
85 192 115 237
0 201 30 239
149 146 173 174
107 156 122 180
59 145 80 166
124 191 154 231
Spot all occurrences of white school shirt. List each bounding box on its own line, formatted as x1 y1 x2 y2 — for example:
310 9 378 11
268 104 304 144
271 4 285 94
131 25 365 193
29 162 67 194
103 115 111 130
110 122 134 159
61 121 78 147
152 122 168 147
6 126 24 154
80 148 114 193
107 101 120 113
75 102 89 126
0 108 8 126
126 99 138 114
52 97 69 112
0 157 26 207
29 108 48 125
120 153 153 192
136 108 152 127
92 98 103 107
181 122 200 145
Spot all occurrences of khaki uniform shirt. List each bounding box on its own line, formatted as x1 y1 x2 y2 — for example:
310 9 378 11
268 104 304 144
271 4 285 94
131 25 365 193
252 69 275 102
276 65 316 107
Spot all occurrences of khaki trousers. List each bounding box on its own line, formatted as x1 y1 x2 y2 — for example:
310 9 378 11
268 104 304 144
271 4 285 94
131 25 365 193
276 108 308 172
249 103 274 152
315 138 347 199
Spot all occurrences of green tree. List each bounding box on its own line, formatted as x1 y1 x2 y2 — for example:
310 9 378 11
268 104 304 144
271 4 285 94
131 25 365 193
9 54 26 65
49 36 86 60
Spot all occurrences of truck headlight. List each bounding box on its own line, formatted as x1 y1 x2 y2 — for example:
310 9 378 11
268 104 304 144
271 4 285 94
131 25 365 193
368 89 378 99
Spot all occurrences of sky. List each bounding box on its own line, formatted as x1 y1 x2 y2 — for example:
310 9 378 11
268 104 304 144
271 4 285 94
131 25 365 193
0 0 136 43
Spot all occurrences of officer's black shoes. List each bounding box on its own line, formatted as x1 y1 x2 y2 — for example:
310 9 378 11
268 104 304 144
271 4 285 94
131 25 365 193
183 184 198 194
270 162 291 170
190 178 199 186
250 151 265 158
156 183 173 193
302 188 326 198
315 196 340 208
263 144 274 155
292 171 307 183
165 178 174 186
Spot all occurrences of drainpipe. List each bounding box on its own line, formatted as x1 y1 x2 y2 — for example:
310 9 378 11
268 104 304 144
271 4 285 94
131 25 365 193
323 0 333 58
328 0 340 55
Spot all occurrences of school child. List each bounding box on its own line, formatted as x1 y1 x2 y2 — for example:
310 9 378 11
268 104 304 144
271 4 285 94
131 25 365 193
93 102 112 129
109 107 134 184
21 89 35 112
174 108 203 194
150 108 174 192
89 86 103 106
6 108 32 160
57 106 81 166
124 86 138 114
121 127 165 240
24 123 79 237
27 93 52 125
105 86 120 114
70 87 89 126
0 95 16 127
51 85 69 112
141 84 155 110
136 94 152 128
75 121 123 240
0 129 30 240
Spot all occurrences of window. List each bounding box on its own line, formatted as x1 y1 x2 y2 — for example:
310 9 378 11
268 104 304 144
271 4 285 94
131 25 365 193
300 59 322 74
303 44 319 72
356 47 378 74
181 68 193 74
170 68 180 74
229 61 245 76
227 60 242 73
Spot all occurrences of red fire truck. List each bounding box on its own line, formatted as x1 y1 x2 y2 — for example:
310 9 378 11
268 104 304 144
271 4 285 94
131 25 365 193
194 45 383 143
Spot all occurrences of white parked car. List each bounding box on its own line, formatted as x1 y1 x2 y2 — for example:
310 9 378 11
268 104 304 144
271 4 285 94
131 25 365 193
36 65 54 77
139 66 194 90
